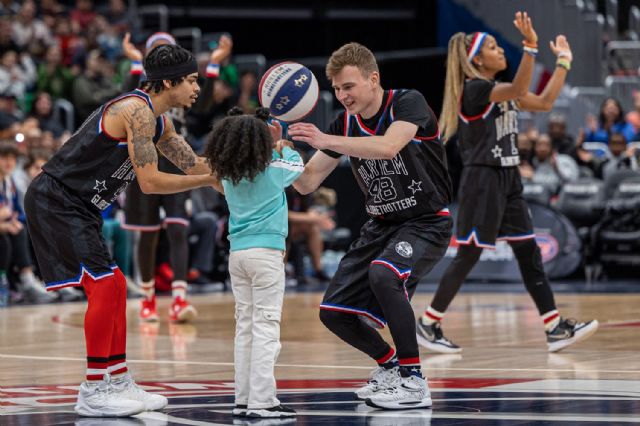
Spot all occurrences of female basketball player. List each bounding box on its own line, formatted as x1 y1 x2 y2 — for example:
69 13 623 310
417 12 598 354
204 107 303 418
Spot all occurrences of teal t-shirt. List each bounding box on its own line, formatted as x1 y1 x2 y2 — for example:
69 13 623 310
223 146 304 251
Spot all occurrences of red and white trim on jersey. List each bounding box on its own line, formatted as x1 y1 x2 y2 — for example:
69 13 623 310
458 99 495 124
467 32 488 61
121 223 163 232
496 233 536 242
437 208 451 217
390 102 442 144
46 265 119 291
456 229 496 250
320 303 386 328
371 259 411 281
164 217 190 227
353 90 396 135
376 347 397 365
98 90 158 141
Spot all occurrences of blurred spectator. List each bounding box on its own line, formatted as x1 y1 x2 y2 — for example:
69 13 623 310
37 44 75 100
585 97 636 144
517 132 534 181
71 49 120 123
40 0 67 32
531 133 579 194
30 92 65 138
625 91 640 136
12 148 51 202
0 0 19 17
99 0 134 36
238 70 259 114
601 133 639 180
0 92 22 139
93 15 121 61
547 113 576 155
0 50 36 100
70 0 96 33
286 186 335 282
0 17 18 55
54 16 80 66
0 141 55 303
11 0 52 52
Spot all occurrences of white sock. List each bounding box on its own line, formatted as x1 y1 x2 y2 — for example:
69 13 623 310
542 309 561 331
140 280 155 300
422 306 444 325
172 280 187 300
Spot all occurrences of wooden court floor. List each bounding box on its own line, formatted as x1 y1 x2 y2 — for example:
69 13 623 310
1 291 640 424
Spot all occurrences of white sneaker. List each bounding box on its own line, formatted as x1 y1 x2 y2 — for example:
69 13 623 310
59 286 84 301
75 381 145 417
355 366 401 400
365 374 432 410
111 374 168 411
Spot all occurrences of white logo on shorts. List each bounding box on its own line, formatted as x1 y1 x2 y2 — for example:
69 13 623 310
395 241 413 258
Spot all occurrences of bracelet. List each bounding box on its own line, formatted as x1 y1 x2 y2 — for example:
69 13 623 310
522 40 538 49
206 63 220 78
130 60 143 75
558 51 571 59
523 46 538 57
556 58 571 71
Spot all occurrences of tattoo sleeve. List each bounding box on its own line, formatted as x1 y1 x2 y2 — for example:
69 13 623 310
157 134 198 172
122 100 158 168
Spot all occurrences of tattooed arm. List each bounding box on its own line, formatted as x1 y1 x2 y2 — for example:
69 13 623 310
119 98 218 194
156 118 212 175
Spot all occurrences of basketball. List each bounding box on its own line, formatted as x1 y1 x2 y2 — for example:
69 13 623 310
258 61 319 122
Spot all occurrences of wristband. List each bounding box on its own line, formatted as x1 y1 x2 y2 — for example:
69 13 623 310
130 60 143 75
558 51 571 59
206 63 220 78
523 46 538 57
556 58 571 71
522 40 538 49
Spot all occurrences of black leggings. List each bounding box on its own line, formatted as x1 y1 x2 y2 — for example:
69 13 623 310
138 224 189 282
431 239 556 315
319 263 419 362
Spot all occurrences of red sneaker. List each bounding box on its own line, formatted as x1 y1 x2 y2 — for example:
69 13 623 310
140 296 159 322
169 297 197 323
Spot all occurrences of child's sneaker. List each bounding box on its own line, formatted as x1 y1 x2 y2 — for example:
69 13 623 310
416 318 461 353
75 380 145 417
246 404 296 418
169 297 197 322
365 374 432 410
547 318 598 352
140 296 158 322
355 366 401 400
110 373 168 411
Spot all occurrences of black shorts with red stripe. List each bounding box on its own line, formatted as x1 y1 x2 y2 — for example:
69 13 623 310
320 213 452 327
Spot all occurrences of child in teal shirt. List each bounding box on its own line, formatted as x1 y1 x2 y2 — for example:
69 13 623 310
204 107 303 418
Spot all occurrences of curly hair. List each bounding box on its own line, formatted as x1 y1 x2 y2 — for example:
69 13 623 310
204 107 274 185
140 44 193 93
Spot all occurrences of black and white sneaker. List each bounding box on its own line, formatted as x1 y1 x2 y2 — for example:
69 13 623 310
416 318 461 354
547 318 598 352
246 404 296 418
365 375 432 410
232 404 248 416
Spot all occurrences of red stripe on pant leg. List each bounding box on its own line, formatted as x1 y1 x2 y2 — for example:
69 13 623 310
87 374 105 381
399 357 421 366
109 268 128 370
376 347 396 364
110 367 128 376
83 274 119 380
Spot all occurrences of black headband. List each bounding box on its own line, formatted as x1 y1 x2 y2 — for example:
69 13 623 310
145 58 198 81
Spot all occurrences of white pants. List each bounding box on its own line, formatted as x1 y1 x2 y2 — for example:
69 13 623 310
229 248 285 409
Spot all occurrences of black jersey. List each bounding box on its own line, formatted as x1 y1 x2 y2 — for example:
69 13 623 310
324 89 452 222
43 89 165 212
458 79 520 167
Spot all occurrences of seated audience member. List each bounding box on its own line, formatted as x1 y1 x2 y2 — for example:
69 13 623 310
547 113 576 155
531 134 579 194
601 133 639 180
584 97 635 144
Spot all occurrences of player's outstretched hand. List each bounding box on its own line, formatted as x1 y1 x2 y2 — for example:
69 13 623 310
211 34 233 64
288 123 330 150
550 35 572 62
122 32 143 61
513 11 538 45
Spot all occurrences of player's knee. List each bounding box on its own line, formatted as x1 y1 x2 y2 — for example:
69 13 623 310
368 263 402 294
319 308 349 331
166 223 188 241
510 238 539 259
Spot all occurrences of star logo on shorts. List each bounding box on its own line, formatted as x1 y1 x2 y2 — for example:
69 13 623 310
491 145 503 158
94 180 107 193
408 179 422 194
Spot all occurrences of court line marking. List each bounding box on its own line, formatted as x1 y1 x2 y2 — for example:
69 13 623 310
1 353 639 375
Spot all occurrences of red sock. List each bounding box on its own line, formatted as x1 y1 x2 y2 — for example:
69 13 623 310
108 268 128 379
83 271 120 382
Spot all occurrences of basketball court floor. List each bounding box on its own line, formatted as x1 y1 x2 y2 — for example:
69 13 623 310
1 287 639 425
